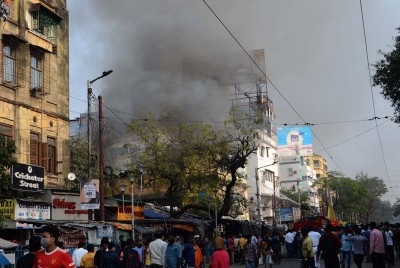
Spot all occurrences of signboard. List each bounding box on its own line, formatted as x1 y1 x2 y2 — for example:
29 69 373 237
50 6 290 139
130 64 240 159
117 204 144 221
279 207 294 222
0 199 15 220
277 126 313 156
59 228 86 247
80 179 100 209
11 163 44 192
15 200 50 229
52 195 88 221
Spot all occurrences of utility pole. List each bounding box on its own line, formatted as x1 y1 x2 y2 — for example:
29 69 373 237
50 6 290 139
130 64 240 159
254 168 261 236
273 176 276 226
99 95 105 222
87 81 93 220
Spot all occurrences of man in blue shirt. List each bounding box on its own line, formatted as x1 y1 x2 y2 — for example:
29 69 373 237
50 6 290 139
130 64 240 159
165 235 182 268
183 237 195 268
340 228 352 268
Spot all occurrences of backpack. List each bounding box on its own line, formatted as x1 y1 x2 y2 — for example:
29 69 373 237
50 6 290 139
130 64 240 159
123 248 140 268
321 234 335 259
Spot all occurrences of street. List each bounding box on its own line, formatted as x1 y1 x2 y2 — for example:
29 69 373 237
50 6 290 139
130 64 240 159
230 258 400 268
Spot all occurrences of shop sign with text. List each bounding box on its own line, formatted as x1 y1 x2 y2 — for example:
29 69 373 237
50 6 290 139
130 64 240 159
52 195 88 221
0 199 15 220
11 163 44 192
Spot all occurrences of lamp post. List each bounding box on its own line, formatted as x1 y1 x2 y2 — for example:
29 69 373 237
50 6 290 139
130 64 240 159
139 164 145 192
87 70 113 222
119 184 126 214
129 175 135 241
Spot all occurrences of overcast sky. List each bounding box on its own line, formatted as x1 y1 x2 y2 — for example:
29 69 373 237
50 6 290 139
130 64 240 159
67 0 400 203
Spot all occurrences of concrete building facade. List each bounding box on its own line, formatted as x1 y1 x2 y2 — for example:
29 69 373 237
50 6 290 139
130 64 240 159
305 154 328 179
0 0 69 188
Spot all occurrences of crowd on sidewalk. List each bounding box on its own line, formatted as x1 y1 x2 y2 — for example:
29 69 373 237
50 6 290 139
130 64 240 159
13 221 400 268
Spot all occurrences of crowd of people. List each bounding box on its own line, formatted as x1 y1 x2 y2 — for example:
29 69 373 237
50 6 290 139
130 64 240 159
13 221 400 268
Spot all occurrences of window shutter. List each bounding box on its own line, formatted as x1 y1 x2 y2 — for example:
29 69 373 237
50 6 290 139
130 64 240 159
30 140 38 165
41 142 48 171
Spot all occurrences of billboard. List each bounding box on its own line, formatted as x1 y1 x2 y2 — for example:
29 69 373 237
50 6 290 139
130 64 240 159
80 179 100 209
278 207 301 222
52 195 88 221
277 126 313 156
11 163 45 192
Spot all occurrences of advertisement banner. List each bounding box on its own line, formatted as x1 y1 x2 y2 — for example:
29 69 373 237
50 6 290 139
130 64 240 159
277 126 313 156
80 179 100 209
117 204 145 221
15 200 50 229
279 207 294 222
52 195 88 221
11 163 44 192
0 199 15 220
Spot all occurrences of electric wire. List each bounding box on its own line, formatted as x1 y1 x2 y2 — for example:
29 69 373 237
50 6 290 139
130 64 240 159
315 119 390 153
359 0 392 188
201 0 343 173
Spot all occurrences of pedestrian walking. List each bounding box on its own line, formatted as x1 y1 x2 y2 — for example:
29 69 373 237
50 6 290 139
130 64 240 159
183 237 196 268
301 228 315 268
17 236 41 268
33 225 76 268
80 244 96 268
210 236 230 268
101 242 120 268
369 222 386 268
165 235 182 268
340 227 352 268
284 230 294 260
345 226 368 268
384 222 395 266
149 231 167 268
316 223 341 268
308 227 321 268
73 241 88 268
244 235 258 268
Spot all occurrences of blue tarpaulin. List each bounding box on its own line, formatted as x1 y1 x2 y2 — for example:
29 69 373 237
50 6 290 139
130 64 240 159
144 208 170 219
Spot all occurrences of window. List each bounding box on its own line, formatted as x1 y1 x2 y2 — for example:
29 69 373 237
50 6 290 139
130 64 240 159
30 50 43 90
313 160 320 167
3 38 17 83
263 170 274 182
47 137 56 174
259 146 265 157
30 133 40 165
29 4 62 43
0 124 12 146
288 168 293 176
316 174 321 179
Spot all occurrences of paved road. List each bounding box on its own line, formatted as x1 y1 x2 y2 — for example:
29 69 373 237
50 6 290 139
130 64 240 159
230 258 400 268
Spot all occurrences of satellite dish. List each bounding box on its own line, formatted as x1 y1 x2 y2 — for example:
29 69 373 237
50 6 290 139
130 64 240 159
67 173 76 181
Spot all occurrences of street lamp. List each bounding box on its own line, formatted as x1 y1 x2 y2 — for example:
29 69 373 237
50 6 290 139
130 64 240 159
129 175 135 241
87 70 113 223
139 164 145 192
119 184 126 214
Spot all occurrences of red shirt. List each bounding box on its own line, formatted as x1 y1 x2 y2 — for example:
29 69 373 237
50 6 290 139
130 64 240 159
211 250 230 268
33 247 76 268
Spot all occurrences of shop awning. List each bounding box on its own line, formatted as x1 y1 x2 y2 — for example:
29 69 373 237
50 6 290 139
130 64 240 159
144 208 170 219
0 238 18 249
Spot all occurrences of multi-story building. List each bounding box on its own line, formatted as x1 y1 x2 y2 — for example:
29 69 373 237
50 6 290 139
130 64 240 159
305 154 328 179
0 0 69 188
278 155 320 215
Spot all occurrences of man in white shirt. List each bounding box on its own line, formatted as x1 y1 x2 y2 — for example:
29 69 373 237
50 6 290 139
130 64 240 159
308 227 321 268
72 242 88 268
384 222 395 266
149 231 167 268
285 230 295 260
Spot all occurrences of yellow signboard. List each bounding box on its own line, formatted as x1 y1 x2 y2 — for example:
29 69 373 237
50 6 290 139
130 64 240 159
0 199 15 220
117 204 144 221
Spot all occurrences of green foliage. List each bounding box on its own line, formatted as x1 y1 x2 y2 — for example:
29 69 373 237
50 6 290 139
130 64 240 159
70 137 99 191
0 137 17 197
280 187 309 212
127 110 261 218
373 27 400 123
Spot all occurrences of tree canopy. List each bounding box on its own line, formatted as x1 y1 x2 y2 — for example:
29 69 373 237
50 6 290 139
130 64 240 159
126 111 262 218
0 137 17 197
373 27 400 123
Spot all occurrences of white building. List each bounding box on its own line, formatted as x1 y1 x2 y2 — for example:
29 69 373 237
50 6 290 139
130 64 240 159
278 155 320 214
